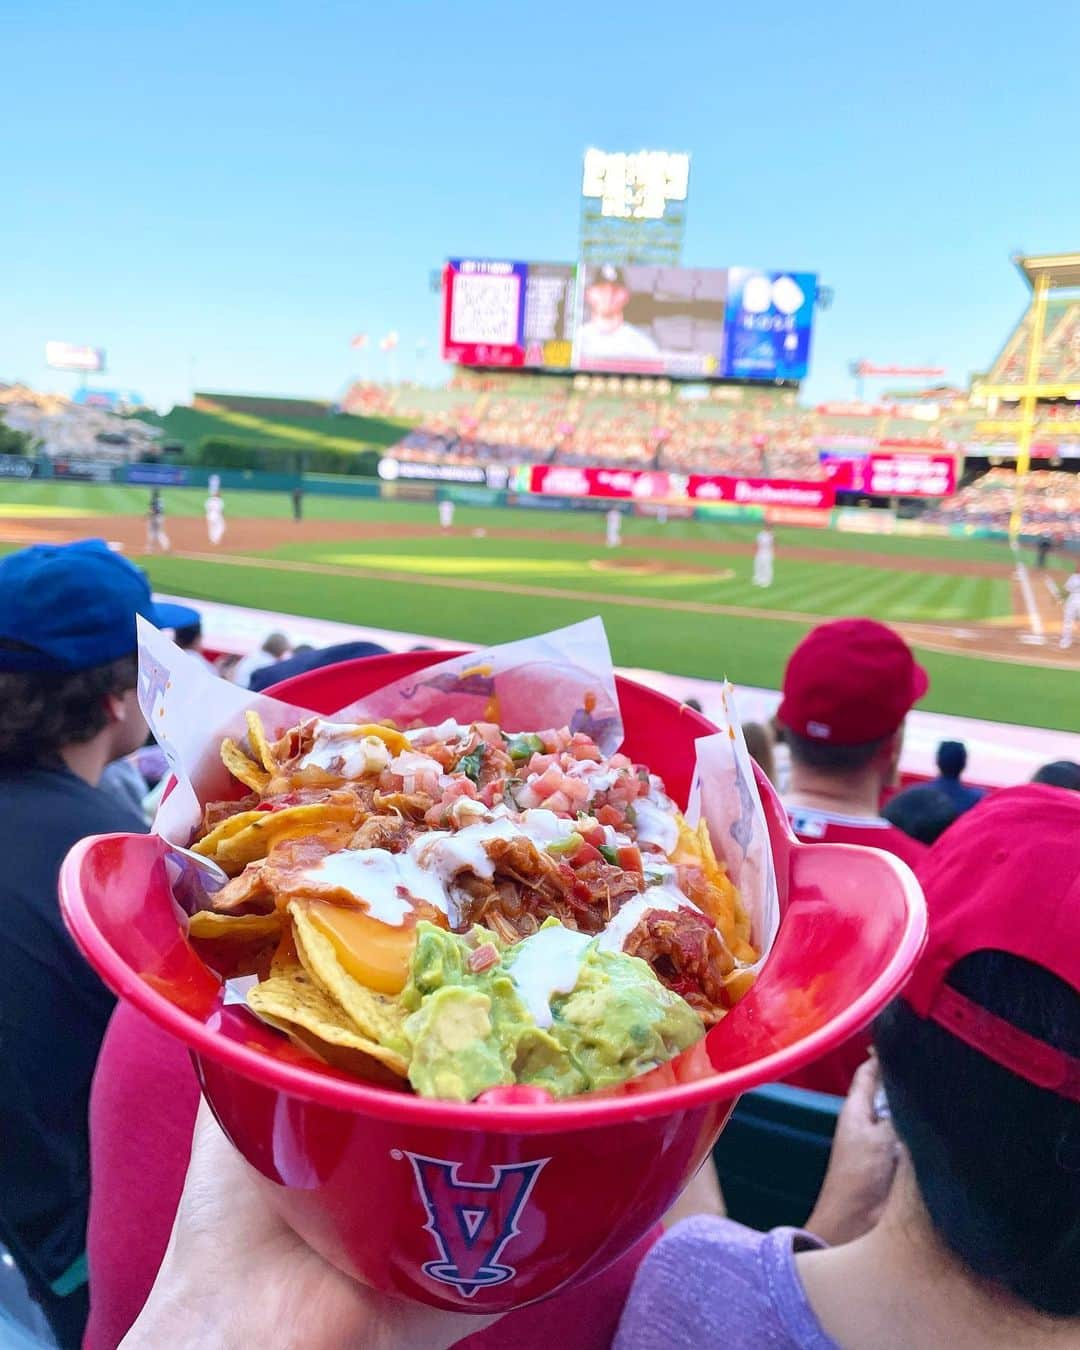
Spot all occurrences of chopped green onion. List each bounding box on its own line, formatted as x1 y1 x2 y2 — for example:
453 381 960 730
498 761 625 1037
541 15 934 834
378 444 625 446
625 803 637 825
455 746 485 784
506 732 545 763
546 833 583 857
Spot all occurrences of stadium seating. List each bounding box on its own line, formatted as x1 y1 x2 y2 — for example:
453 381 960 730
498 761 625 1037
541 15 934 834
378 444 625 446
985 297 1080 388
927 467 1080 531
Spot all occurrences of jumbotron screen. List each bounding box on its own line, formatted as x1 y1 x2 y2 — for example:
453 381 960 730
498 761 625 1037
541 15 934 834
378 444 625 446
442 259 818 381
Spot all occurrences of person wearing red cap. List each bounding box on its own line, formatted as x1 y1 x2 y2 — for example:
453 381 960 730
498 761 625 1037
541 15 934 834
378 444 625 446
777 618 930 872
777 619 931 1095
118 786 1080 1350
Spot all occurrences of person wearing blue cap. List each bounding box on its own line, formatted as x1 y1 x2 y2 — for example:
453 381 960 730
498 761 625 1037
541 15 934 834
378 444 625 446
0 539 190 1348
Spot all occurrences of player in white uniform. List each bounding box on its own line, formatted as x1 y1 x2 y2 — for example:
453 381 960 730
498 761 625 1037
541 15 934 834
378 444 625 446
605 508 623 549
577 265 660 365
438 499 455 531
1060 563 1080 649
205 488 225 545
752 527 775 587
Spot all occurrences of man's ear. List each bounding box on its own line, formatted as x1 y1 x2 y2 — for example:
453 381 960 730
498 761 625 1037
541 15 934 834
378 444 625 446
103 691 128 725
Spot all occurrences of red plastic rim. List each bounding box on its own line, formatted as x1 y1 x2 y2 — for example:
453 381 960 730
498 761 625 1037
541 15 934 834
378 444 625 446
59 657 927 1132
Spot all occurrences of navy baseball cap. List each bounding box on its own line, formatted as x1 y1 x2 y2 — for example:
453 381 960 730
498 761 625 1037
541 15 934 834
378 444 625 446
0 539 200 673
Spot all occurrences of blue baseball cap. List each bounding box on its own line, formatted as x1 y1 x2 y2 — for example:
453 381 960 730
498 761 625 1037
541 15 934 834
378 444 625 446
0 539 201 673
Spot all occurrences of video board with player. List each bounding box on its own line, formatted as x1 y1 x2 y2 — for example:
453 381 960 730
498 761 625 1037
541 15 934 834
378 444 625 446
442 259 817 381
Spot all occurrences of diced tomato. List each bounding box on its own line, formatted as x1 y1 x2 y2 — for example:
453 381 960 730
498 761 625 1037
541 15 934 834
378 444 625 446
569 738 603 762
541 790 573 815
571 841 604 866
467 942 499 973
580 823 606 848
597 804 624 828
532 764 565 798
479 779 503 807
561 777 591 806
616 845 643 874
526 752 557 776
610 753 632 770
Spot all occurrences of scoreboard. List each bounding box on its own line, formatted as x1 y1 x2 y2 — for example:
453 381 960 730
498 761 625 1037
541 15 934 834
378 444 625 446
442 259 818 383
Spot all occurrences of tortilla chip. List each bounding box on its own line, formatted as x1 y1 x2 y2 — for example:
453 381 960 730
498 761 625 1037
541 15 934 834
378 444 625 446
669 814 755 956
207 803 360 872
248 965 409 1080
192 809 272 859
221 737 271 793
187 911 282 941
187 910 283 980
289 901 410 1056
245 709 279 775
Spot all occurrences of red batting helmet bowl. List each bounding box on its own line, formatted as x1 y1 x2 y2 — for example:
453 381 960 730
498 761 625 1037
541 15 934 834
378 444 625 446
60 651 926 1312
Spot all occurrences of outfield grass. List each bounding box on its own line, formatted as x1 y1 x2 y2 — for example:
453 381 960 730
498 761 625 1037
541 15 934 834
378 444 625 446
2 480 1074 732
139 550 1078 731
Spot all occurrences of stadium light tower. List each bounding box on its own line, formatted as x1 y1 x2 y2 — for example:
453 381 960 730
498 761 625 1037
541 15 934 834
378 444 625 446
973 252 1080 540
579 149 690 266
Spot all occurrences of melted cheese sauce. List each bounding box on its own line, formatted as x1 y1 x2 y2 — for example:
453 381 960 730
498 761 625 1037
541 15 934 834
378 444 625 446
296 849 453 995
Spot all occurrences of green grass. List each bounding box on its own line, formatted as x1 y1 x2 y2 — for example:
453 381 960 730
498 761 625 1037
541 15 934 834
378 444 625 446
139 551 1078 731
145 405 412 454
2 479 1074 732
258 533 1012 625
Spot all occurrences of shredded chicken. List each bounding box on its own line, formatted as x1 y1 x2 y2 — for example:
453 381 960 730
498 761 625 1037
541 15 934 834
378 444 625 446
623 908 734 1024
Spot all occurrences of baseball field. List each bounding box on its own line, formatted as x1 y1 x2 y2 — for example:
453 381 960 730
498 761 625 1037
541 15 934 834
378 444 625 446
1 480 1076 733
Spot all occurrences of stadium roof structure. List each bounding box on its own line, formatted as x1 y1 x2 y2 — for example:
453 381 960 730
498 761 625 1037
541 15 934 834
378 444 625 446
975 250 1080 536
1013 251 1080 291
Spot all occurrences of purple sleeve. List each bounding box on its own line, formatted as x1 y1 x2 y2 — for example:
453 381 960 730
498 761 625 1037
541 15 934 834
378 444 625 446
613 1217 836 1350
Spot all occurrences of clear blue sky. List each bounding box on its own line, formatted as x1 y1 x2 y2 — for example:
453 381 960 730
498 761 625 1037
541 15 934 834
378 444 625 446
4 1 1079 411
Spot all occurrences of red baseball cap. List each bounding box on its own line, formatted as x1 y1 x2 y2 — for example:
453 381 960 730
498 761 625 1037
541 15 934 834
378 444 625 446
777 618 928 745
904 784 1080 1102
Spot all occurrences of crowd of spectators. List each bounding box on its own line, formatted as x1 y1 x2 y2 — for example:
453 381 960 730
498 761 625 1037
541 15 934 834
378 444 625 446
925 466 1080 532
0 541 1077 1348
381 386 828 478
0 386 161 464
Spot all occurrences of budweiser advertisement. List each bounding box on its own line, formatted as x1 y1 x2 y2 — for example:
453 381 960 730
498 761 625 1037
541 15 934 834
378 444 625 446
526 464 835 510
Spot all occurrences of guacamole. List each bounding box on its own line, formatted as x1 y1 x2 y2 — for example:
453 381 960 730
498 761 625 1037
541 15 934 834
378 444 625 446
401 919 703 1101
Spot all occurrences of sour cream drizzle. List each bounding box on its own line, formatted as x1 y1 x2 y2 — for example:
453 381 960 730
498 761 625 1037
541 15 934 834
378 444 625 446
298 721 392 777
507 925 593 1029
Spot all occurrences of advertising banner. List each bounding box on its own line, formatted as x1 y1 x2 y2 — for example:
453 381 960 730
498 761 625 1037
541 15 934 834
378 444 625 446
0 454 36 479
865 453 956 497
687 475 835 509
525 464 834 509
723 270 817 381
45 341 105 373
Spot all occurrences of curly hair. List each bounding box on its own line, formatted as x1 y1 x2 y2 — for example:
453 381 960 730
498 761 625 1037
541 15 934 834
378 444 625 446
0 641 139 768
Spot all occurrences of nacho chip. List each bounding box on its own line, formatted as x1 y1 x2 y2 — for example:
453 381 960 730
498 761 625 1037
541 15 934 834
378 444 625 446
289 901 411 1056
221 737 270 794
206 803 361 873
670 814 755 959
192 810 273 859
187 910 283 980
245 709 279 775
248 965 408 1080
187 910 282 941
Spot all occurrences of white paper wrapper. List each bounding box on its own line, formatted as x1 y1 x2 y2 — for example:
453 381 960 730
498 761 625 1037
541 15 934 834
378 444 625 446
685 683 781 958
137 615 778 961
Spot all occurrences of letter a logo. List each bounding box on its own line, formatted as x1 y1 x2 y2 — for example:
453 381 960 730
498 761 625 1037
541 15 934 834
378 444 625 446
403 1152 549 1297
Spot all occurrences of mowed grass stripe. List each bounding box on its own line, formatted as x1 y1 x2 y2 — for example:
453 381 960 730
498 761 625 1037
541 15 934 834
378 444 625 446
138 552 1080 731
165 548 842 625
